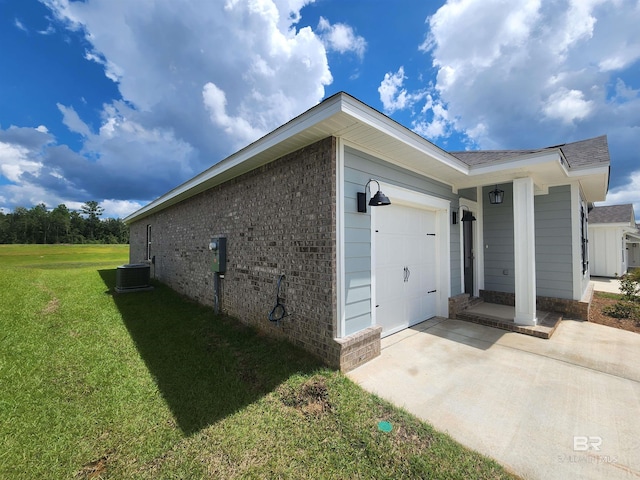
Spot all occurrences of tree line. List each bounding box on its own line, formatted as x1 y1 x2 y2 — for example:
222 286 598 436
0 201 129 244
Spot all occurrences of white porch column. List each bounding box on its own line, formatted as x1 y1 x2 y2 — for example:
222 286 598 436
513 177 537 325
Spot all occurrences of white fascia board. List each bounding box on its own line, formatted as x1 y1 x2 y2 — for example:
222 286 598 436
467 151 563 177
566 164 610 178
340 95 470 175
589 222 633 228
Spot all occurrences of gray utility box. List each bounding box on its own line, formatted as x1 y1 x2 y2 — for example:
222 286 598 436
209 237 227 273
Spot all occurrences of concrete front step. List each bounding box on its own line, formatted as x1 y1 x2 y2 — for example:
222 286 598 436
457 303 562 339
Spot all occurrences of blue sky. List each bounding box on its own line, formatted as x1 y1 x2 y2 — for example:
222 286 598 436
1 0 639 219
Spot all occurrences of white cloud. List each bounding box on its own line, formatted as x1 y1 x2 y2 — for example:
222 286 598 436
101 199 144 219
600 170 640 220
542 88 594 124
202 83 266 147
14 18 28 32
0 142 40 182
387 0 640 186
38 25 56 35
57 103 92 137
1 0 337 213
412 95 452 140
317 16 366 58
378 67 426 114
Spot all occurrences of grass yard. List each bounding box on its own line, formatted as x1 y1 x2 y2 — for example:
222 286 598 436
0 245 517 479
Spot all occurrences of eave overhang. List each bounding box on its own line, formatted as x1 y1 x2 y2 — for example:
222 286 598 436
125 92 611 224
124 93 470 224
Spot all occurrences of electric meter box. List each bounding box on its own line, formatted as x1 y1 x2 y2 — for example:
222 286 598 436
209 237 227 273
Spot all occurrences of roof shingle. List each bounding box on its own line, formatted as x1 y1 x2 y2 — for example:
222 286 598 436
588 204 634 224
451 135 609 169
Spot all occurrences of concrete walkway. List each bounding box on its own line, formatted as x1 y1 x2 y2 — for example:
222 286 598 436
348 318 640 480
591 276 623 294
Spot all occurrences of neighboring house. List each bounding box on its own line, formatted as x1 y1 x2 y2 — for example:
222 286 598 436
633 224 640 271
124 92 610 371
588 204 640 277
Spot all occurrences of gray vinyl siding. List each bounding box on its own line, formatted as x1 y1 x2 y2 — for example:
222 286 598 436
458 187 477 202
483 183 575 299
343 146 459 336
535 185 573 299
483 183 515 292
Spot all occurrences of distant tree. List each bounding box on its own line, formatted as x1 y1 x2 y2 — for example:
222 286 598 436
50 204 71 243
69 210 85 244
12 207 30 243
0 200 129 245
30 203 49 244
102 217 129 244
0 211 8 243
80 201 104 240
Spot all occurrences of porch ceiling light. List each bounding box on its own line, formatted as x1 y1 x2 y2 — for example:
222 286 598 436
357 179 391 213
488 185 505 205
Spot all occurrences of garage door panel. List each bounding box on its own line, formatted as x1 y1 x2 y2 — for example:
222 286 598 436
376 303 405 336
375 204 438 337
376 234 397 268
376 265 404 303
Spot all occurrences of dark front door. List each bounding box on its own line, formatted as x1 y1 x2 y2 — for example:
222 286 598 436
463 218 474 295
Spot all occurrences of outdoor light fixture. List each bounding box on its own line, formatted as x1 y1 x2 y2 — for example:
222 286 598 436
453 205 476 224
488 185 505 205
357 179 391 213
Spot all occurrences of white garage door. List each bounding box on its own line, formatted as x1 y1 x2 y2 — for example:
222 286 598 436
375 203 438 337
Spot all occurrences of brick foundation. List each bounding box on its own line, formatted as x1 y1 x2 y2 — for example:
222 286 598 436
333 326 382 372
479 289 592 320
449 293 477 319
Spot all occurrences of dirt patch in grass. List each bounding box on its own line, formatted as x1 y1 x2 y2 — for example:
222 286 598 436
589 293 640 334
75 453 112 479
37 282 60 315
41 297 60 315
278 376 332 416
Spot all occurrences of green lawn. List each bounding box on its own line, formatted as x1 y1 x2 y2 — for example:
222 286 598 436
0 245 518 479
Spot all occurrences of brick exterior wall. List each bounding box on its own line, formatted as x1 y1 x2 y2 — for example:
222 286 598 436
129 137 347 366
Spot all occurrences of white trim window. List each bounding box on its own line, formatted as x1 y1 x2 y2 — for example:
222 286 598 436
146 224 152 261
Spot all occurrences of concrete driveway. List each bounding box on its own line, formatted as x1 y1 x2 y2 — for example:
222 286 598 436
348 318 640 479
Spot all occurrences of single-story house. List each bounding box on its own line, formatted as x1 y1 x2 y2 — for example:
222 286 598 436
124 92 610 371
588 204 640 277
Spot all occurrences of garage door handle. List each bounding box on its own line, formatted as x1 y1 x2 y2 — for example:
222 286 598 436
428 290 437 294
403 266 410 282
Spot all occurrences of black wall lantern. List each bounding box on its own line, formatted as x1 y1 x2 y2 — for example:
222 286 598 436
488 185 505 205
453 205 476 224
357 179 391 213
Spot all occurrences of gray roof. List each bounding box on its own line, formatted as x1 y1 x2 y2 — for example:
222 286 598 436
451 135 609 168
588 204 634 224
